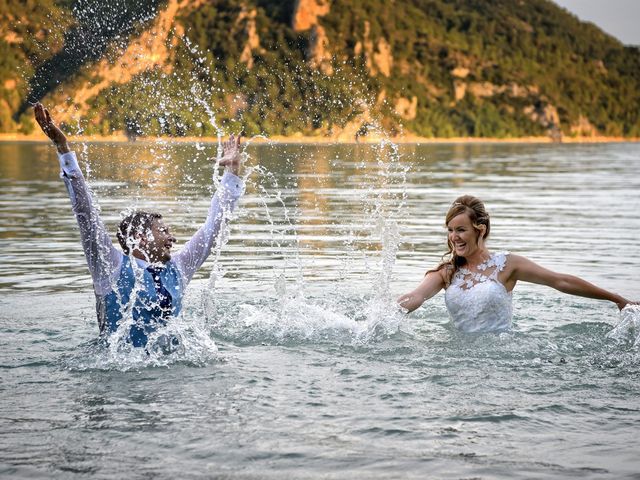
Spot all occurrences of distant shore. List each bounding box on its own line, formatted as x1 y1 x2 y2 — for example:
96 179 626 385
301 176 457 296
1 132 638 145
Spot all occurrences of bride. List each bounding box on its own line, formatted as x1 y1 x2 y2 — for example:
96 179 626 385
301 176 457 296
397 195 636 332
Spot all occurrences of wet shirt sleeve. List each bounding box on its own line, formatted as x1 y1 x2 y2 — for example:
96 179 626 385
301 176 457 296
59 151 122 295
173 170 244 285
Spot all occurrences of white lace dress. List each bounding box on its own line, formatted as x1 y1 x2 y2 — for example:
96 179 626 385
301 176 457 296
444 251 512 332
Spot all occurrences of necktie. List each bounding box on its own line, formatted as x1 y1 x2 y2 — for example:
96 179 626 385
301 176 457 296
146 265 173 319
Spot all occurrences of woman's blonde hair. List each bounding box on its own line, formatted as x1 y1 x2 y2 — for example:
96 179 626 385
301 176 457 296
428 195 490 285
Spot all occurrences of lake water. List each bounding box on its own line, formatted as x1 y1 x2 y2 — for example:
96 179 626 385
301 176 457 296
1 140 639 479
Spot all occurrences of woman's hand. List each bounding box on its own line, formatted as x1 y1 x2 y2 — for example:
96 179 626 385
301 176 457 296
218 133 242 176
33 103 69 154
397 271 446 313
616 298 638 311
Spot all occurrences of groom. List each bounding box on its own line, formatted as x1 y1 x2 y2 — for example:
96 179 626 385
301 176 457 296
34 103 245 348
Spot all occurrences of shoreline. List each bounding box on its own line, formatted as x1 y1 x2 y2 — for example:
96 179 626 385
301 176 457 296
1 132 638 145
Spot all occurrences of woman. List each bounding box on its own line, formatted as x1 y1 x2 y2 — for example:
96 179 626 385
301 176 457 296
397 195 635 332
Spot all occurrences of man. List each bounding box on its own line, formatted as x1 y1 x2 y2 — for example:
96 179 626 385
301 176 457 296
34 103 245 348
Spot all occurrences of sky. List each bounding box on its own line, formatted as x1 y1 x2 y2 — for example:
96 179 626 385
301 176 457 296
553 0 640 45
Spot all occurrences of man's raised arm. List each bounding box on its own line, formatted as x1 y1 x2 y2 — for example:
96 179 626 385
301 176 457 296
173 134 245 283
34 103 121 296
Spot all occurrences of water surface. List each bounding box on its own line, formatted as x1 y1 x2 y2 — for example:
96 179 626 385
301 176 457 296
1 141 639 479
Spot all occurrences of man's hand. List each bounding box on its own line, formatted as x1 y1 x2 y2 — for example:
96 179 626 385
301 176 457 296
33 103 70 154
218 133 242 176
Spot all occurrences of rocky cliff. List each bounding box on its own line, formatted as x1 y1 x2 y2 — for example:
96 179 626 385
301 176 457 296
1 0 638 139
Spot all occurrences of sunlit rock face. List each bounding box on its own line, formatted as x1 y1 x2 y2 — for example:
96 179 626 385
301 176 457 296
524 103 560 128
291 0 330 32
570 115 597 137
354 21 393 78
290 0 333 74
308 24 333 75
53 0 186 124
238 6 262 69
394 96 418 120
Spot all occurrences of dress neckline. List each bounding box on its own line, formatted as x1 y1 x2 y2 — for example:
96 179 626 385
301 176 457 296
452 251 509 291
459 251 497 275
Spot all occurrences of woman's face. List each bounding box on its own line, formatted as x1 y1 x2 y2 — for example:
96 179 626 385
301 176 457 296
447 213 483 257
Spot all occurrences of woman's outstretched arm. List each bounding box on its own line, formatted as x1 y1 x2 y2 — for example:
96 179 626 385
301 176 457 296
397 270 446 313
507 254 635 310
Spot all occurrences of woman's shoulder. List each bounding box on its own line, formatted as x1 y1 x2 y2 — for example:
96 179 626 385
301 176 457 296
427 260 451 271
426 262 452 284
487 250 508 267
492 250 526 262
498 251 529 262
495 251 531 271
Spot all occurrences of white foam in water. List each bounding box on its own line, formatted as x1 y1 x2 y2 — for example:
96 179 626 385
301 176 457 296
201 130 408 348
607 305 640 348
206 285 406 346
64 312 220 371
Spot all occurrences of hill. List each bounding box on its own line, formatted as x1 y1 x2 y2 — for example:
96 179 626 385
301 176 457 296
1 0 639 140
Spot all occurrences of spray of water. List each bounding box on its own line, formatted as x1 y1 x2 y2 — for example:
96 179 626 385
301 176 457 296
201 124 410 347
21 3 415 369
607 305 640 348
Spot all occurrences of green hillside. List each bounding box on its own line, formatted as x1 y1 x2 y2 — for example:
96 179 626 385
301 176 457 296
1 0 639 139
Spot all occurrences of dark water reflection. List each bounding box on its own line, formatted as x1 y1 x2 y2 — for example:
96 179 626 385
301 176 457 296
1 140 639 479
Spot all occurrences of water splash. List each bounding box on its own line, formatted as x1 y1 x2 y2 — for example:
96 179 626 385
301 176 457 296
61 315 219 371
201 130 410 348
27 7 411 366
206 288 405 347
607 305 640 348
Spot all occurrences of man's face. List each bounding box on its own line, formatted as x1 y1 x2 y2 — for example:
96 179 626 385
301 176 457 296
140 218 176 263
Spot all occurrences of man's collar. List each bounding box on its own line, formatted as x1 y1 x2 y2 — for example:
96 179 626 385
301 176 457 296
132 256 150 269
130 255 170 270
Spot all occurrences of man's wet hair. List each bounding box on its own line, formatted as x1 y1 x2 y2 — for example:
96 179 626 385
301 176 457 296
117 211 162 255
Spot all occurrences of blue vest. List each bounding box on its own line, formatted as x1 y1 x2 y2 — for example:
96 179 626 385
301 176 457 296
101 256 184 348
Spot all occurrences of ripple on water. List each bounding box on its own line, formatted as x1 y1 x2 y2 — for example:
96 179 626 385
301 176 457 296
2 142 640 478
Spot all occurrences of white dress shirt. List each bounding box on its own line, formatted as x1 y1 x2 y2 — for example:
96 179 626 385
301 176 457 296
58 150 244 297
